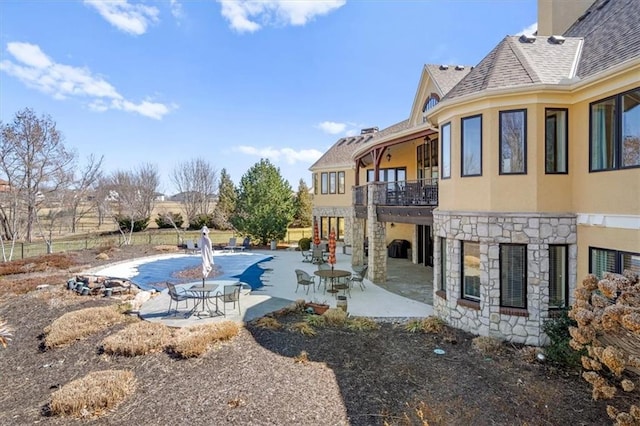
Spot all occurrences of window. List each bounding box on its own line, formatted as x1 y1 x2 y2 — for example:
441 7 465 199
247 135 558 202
462 241 480 301
440 238 447 292
499 109 527 174
313 173 318 195
441 122 451 179
549 245 568 309
422 93 440 122
545 109 568 173
461 115 482 176
320 173 328 194
590 247 640 279
366 168 406 183
320 216 345 240
338 171 345 194
500 244 527 309
329 172 336 194
590 88 640 171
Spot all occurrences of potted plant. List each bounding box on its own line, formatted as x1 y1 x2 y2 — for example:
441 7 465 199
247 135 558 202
305 299 329 315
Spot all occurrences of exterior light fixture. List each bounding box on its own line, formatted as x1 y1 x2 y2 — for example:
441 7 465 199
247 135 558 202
386 152 392 162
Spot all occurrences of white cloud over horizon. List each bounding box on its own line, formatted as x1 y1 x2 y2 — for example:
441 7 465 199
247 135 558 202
235 145 323 165
0 42 172 120
516 22 537 36
169 0 185 20
84 0 160 35
218 0 345 33
316 120 347 135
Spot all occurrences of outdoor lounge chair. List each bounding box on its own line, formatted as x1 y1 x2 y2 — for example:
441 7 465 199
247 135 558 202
350 265 368 291
295 269 316 295
185 240 198 254
224 237 244 252
215 285 241 316
166 282 198 315
301 249 312 263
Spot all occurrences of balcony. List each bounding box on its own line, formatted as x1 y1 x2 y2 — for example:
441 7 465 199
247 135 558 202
353 178 438 207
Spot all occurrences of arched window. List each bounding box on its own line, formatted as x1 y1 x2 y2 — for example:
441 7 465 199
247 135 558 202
422 93 440 122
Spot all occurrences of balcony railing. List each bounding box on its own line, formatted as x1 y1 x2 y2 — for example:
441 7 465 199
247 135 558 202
353 178 438 207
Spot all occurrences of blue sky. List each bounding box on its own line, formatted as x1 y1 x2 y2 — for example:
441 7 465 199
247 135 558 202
0 0 537 195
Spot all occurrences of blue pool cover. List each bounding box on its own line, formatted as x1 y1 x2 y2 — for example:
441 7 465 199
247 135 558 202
132 253 273 291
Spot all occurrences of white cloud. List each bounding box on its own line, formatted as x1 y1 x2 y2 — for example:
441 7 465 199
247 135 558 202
84 0 160 35
218 0 345 33
235 146 323 164
516 22 537 36
0 42 172 120
316 121 347 135
170 0 185 20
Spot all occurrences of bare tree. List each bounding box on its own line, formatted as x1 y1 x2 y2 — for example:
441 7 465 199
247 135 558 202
68 154 103 233
108 164 160 245
0 108 74 251
171 159 217 225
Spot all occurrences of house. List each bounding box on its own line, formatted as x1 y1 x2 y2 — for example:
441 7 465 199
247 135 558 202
312 0 640 346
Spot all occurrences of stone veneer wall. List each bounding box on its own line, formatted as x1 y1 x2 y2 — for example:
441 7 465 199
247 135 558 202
312 207 353 246
433 210 577 346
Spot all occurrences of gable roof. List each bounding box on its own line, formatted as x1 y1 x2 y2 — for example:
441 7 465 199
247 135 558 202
444 35 583 100
424 64 472 95
309 120 411 171
564 0 640 78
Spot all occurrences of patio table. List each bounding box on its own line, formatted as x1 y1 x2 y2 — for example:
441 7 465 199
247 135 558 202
314 269 351 295
188 284 220 317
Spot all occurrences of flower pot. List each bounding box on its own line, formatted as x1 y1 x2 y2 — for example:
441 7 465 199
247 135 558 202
305 302 329 315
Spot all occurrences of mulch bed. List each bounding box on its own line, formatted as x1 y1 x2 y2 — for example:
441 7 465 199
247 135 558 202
0 246 611 425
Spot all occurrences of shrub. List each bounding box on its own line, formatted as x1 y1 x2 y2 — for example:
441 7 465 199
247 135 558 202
323 308 348 328
114 215 149 232
421 316 446 333
254 317 282 330
542 308 584 368
155 212 184 229
346 317 379 331
44 306 129 349
472 336 504 356
404 319 423 333
101 321 172 356
298 237 311 251
49 370 136 418
288 322 316 336
188 214 215 230
304 314 326 327
168 321 239 358
294 350 309 364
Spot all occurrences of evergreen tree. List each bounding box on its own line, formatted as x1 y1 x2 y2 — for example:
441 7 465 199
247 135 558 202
231 159 294 245
212 168 237 230
292 179 313 228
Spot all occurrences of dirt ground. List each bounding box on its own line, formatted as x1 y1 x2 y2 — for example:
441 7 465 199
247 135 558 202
0 246 613 425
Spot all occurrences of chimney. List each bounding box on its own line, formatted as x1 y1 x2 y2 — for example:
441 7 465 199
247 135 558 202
537 0 595 36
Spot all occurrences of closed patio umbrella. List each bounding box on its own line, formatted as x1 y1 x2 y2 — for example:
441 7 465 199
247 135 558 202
328 228 336 271
313 218 321 247
199 226 214 286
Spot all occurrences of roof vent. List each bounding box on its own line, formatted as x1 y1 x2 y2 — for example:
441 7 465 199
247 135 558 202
519 34 536 43
439 64 449 70
361 127 379 135
549 35 566 44
455 65 465 71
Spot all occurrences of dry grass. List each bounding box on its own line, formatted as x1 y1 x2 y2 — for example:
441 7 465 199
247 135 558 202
101 321 172 356
44 305 129 349
0 273 69 296
421 316 446 333
294 350 309 364
254 317 283 330
0 253 76 276
323 308 348 327
471 336 505 356
0 318 12 348
288 322 316 336
49 370 136 418
346 317 379 331
168 321 239 358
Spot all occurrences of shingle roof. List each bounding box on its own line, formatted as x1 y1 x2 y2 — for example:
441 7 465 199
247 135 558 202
564 0 640 78
444 35 583 100
424 64 472 95
309 120 410 170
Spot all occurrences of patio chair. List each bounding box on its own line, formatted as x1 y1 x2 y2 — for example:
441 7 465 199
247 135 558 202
215 285 241 316
166 282 198 315
316 263 331 292
224 237 243 252
350 265 368 291
185 240 198 254
311 247 325 264
295 269 316 295
301 249 312 263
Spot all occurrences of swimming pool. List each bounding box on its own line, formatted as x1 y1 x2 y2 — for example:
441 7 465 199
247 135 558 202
131 253 273 291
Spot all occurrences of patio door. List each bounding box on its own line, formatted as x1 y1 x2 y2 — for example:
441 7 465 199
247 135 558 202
417 225 433 267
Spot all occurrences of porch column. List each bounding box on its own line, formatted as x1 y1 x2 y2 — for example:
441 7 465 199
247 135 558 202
367 183 387 283
351 213 365 267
